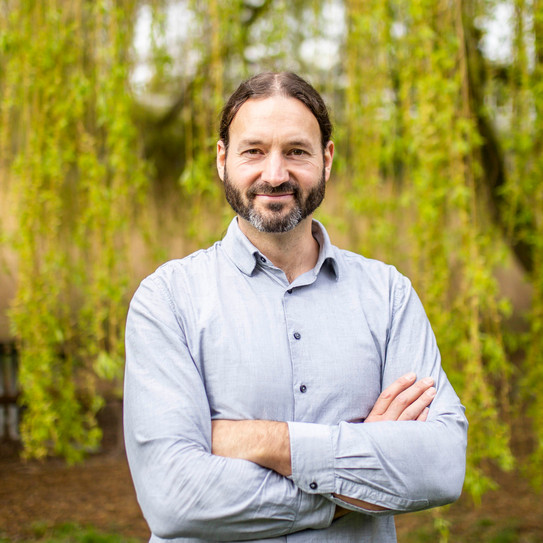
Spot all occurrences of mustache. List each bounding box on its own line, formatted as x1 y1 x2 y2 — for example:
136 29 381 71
246 181 299 198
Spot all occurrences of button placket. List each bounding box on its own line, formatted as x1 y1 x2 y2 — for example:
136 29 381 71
294 333 307 395
283 292 312 418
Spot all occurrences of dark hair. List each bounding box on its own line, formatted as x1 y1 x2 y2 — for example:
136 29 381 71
219 72 332 150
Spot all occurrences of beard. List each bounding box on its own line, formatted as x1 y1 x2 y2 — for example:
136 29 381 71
223 167 326 233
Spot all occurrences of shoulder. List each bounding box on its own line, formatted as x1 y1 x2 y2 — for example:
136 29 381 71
135 242 224 300
152 242 222 281
128 243 226 330
334 247 422 322
336 247 411 291
332 246 415 315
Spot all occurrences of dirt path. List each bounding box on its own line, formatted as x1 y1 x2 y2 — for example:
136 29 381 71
1 441 542 542
0 450 149 541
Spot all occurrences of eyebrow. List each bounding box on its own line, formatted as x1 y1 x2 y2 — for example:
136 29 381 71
237 139 265 147
287 139 315 149
237 138 316 149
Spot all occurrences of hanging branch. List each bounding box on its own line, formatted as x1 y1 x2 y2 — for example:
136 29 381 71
155 0 274 129
3 0 148 462
462 9 534 275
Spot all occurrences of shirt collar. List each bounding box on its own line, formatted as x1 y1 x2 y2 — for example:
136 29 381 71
221 217 261 276
311 219 340 280
221 217 340 280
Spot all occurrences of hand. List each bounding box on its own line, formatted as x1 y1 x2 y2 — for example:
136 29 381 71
365 372 436 423
333 505 351 519
211 419 292 476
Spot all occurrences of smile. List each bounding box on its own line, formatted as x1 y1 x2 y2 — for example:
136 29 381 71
254 193 294 200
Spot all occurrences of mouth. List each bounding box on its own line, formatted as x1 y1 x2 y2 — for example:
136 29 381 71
248 181 298 202
255 193 294 201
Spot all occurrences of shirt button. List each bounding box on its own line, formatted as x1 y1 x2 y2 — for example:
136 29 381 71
293 332 301 340
299 384 307 393
259 256 266 263
309 482 318 490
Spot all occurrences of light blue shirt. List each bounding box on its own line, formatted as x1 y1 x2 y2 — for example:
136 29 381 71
124 217 467 543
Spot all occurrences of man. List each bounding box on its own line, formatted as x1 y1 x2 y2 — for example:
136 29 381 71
124 72 468 542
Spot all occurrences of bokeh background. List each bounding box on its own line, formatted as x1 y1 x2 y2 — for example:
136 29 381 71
1 1 542 541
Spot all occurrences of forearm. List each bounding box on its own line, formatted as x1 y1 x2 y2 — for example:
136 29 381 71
212 419 292 476
211 418 437 516
211 421 394 514
288 409 467 514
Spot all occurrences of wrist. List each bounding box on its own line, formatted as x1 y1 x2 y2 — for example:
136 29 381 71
252 420 292 476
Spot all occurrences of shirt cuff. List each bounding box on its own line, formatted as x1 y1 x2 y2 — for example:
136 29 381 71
288 421 336 494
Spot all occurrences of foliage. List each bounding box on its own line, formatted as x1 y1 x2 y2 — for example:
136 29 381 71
401 518 524 543
340 0 522 501
0 0 148 461
499 0 543 488
1 0 543 506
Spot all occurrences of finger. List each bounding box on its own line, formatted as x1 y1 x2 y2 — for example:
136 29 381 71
397 387 436 421
416 407 429 422
386 377 434 420
368 372 417 416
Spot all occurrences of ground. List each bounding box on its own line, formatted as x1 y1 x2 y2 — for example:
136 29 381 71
1 409 542 543
0 451 148 541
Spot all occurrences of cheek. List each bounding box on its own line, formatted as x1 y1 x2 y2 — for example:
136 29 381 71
292 157 323 174
297 167 323 186
231 172 262 192
227 156 261 175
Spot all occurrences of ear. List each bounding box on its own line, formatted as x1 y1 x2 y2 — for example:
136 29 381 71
323 141 334 182
217 140 226 182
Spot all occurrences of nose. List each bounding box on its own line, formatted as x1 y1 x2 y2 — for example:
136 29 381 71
261 151 289 186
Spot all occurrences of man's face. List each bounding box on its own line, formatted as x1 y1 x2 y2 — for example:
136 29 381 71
217 96 334 233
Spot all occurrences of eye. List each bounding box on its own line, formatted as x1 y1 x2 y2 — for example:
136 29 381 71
289 149 307 156
244 148 262 155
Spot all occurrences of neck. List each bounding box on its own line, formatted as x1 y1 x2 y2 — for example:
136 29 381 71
238 216 319 283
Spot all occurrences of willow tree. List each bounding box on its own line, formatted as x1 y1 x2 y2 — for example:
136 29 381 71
0 0 332 461
497 0 543 488
340 0 517 502
0 1 148 461
1 0 543 507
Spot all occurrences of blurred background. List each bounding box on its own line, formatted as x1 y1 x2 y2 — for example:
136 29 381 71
1 0 542 541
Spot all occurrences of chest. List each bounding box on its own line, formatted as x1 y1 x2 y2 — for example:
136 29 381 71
184 276 388 425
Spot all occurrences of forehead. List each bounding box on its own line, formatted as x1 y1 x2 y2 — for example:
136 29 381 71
229 96 321 146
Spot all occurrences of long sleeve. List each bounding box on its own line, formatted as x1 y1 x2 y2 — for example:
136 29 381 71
123 275 335 541
287 277 468 514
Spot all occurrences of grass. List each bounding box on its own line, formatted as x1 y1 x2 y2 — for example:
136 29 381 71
0 519 540 543
0 523 142 543
399 514 540 543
